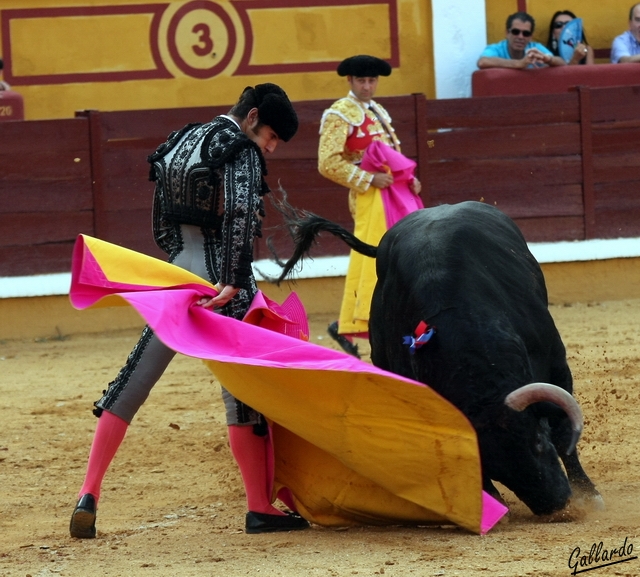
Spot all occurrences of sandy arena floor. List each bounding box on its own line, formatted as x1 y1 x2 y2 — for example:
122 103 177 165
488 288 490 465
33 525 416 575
1 302 639 577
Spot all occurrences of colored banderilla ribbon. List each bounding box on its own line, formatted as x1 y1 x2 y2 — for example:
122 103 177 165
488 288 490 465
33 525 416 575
403 321 435 354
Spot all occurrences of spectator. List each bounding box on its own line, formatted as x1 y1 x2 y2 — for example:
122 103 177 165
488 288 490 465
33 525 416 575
0 58 10 91
546 11 594 65
478 12 566 69
611 3 640 63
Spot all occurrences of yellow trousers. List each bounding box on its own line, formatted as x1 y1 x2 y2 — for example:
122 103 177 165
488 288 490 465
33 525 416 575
338 186 387 335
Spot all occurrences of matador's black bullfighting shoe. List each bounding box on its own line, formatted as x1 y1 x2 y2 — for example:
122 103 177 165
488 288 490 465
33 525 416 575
245 511 310 534
327 321 361 358
69 493 97 539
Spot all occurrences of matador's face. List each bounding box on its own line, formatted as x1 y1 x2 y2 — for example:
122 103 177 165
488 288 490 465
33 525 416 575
243 107 280 154
348 76 379 103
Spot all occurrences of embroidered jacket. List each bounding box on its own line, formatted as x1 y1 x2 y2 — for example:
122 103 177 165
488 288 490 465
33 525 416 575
318 92 400 196
148 116 269 292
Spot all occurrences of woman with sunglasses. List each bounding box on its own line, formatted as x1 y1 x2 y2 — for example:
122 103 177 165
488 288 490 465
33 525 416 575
478 11 566 69
546 10 594 65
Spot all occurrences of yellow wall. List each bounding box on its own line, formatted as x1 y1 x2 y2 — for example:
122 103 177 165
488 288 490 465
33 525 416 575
0 0 434 120
486 0 632 59
2 0 631 121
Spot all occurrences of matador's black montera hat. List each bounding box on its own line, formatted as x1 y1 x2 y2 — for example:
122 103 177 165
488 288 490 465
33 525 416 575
252 83 298 142
337 55 392 77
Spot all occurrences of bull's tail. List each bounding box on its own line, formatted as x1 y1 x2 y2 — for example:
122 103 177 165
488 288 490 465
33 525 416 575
270 189 378 285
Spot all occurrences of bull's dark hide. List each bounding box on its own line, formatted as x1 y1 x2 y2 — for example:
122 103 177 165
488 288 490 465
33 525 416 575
275 199 602 517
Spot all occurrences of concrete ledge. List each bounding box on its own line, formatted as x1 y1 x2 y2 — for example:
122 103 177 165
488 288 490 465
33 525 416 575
541 258 640 304
2 237 640 340
0 277 344 341
1 257 639 340
3 237 640 299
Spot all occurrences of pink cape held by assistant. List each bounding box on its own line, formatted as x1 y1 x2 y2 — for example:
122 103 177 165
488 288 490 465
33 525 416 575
360 140 424 230
337 141 425 337
69 234 507 534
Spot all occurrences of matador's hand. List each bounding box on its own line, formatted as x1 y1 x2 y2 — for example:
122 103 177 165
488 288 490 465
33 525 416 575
371 172 394 189
198 284 240 309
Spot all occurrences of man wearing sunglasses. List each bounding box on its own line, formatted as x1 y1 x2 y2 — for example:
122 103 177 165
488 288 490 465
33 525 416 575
478 12 565 69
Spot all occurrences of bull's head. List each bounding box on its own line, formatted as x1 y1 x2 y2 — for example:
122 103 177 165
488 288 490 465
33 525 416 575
477 383 583 516
505 382 583 454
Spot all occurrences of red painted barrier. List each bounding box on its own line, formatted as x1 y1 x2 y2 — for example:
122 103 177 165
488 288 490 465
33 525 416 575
0 89 24 121
472 63 640 97
2 87 640 277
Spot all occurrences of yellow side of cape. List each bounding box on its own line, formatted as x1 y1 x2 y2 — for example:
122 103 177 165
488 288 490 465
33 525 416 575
73 234 484 533
207 362 483 532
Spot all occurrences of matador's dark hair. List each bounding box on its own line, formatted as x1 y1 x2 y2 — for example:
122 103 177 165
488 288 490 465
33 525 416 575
229 83 298 142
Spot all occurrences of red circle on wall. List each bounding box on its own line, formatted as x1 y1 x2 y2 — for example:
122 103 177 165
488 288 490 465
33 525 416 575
167 1 237 79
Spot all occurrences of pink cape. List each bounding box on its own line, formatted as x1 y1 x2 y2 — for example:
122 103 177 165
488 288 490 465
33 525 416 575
360 140 425 229
70 234 507 533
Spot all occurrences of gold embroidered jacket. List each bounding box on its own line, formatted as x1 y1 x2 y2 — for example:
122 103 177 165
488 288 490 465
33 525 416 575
318 92 401 201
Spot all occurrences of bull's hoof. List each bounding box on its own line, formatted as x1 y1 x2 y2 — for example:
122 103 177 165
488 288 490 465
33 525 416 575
539 492 605 523
327 322 361 358
570 491 606 513
539 507 583 523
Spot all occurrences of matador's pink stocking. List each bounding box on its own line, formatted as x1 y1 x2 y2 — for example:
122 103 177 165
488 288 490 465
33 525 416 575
228 425 285 516
78 410 128 502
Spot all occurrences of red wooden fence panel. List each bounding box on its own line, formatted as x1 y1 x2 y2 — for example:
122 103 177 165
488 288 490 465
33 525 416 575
422 91 586 241
2 86 640 278
588 86 640 238
0 117 92 275
425 92 580 128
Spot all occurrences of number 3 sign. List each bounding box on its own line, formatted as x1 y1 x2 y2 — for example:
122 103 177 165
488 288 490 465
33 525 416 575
167 1 237 79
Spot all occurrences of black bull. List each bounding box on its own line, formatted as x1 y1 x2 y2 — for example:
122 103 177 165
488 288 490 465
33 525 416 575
275 200 603 516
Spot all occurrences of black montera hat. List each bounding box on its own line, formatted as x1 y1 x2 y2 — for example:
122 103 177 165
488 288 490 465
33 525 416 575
337 55 392 77
253 83 298 142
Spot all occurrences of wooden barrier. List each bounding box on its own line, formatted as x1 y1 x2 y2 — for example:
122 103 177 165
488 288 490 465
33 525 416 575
0 117 91 275
471 63 640 97
589 85 640 238
422 92 585 241
0 89 24 121
1 86 640 278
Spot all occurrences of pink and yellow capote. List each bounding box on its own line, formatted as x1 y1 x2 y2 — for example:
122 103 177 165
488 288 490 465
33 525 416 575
69 234 507 534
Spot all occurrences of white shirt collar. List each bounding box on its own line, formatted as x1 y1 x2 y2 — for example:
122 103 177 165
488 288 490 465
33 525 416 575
220 114 241 129
348 91 374 109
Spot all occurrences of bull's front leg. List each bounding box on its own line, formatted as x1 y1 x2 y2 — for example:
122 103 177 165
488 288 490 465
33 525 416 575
550 419 605 511
560 450 605 511
483 475 508 509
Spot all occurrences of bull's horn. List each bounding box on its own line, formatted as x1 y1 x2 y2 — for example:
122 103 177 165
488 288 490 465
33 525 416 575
504 382 583 455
